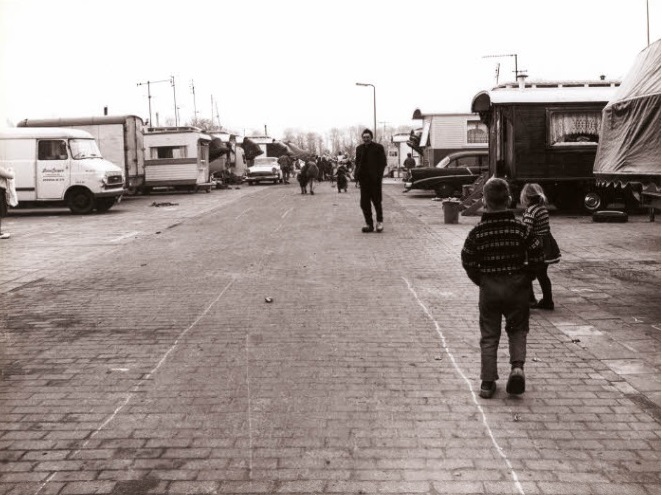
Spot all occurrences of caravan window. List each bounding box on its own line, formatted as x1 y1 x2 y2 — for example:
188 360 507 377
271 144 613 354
38 140 68 160
466 120 488 144
547 107 602 146
150 146 188 159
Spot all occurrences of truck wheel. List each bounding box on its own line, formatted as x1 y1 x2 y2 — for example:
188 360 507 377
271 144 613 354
67 188 95 214
95 197 116 213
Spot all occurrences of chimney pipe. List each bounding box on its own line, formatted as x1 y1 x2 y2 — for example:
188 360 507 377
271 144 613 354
517 73 528 89
103 106 108 116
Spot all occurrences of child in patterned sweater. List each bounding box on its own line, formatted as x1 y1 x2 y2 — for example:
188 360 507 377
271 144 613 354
461 178 544 399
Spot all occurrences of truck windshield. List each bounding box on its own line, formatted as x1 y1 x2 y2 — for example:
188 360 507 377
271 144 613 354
69 139 102 159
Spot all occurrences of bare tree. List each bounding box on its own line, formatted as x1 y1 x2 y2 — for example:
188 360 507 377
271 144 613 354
187 117 221 131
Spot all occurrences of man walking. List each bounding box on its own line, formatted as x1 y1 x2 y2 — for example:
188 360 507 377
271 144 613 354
355 129 387 233
278 153 292 184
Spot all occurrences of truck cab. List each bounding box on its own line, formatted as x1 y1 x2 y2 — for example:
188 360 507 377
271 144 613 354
0 127 125 213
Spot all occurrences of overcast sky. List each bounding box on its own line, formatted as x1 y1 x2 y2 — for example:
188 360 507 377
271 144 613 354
0 0 659 138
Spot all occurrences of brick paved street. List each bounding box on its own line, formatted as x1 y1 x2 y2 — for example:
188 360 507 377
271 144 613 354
0 182 660 495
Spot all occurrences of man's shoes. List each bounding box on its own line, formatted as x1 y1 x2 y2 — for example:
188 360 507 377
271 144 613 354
0 232 10 239
375 222 383 233
361 225 374 233
479 381 496 399
533 300 554 310
310 191 314 195
506 367 525 395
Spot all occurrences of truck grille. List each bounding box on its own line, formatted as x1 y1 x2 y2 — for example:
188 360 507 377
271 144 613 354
106 175 124 186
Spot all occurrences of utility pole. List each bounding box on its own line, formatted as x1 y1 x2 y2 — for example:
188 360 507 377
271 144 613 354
190 80 198 122
137 78 172 127
170 76 178 126
214 101 221 130
378 121 390 142
647 0 650 45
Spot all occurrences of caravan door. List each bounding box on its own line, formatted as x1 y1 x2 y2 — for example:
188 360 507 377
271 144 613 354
36 138 70 199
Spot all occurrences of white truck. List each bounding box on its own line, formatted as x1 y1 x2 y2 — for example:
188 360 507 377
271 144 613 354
18 115 146 194
0 127 125 213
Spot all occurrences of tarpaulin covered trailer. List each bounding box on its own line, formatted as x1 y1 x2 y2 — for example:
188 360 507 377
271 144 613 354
590 40 661 212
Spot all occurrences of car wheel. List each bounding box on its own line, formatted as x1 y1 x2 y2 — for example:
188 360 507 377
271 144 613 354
583 192 603 212
67 188 95 214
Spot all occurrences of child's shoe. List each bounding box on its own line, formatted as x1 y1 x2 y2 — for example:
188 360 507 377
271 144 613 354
506 367 525 395
479 381 496 399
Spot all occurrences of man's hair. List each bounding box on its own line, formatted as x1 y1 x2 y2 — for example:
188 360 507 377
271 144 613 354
362 129 373 138
483 177 511 209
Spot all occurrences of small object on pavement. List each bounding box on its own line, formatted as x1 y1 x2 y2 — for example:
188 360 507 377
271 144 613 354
265 297 273 303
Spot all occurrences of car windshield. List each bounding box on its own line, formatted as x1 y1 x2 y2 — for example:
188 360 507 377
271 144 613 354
69 139 102 159
435 156 451 169
253 157 278 166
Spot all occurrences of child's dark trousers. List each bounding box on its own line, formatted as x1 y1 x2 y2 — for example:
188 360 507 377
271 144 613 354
478 272 530 381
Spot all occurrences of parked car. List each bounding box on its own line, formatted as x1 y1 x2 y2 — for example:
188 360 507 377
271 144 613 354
404 150 489 197
245 157 283 185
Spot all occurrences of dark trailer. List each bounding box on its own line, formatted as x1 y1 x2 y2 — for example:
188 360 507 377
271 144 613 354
471 79 620 210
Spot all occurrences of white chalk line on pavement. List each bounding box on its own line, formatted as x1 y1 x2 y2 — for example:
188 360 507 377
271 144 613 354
35 277 237 495
245 335 254 477
235 207 253 220
403 276 526 495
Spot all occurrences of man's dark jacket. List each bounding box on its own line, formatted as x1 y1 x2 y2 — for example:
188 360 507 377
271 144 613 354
355 142 387 183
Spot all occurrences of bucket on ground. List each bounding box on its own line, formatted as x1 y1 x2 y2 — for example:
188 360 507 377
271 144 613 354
442 199 461 224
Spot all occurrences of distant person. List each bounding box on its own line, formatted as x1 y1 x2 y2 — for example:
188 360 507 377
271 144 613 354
0 165 16 239
336 162 349 193
520 183 561 310
278 153 292 184
404 153 416 171
298 162 309 194
461 177 544 399
355 128 387 233
306 159 319 195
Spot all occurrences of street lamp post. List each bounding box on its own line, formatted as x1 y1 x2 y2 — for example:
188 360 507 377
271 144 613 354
355 82 376 141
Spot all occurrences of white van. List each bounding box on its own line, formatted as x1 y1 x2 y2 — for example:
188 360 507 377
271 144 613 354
0 127 124 213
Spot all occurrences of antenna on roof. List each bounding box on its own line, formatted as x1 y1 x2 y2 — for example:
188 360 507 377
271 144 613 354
482 53 524 82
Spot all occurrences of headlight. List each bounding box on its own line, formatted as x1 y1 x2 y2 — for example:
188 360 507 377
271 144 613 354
272 167 277 174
